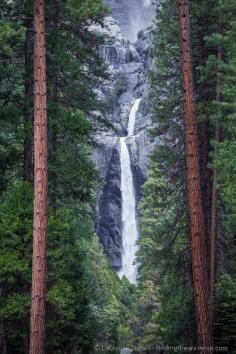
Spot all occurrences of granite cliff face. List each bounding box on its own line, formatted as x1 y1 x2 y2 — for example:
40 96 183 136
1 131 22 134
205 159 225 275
105 0 155 42
93 4 154 269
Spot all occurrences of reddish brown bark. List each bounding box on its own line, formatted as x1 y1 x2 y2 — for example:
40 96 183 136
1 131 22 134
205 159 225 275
178 0 213 351
30 0 48 353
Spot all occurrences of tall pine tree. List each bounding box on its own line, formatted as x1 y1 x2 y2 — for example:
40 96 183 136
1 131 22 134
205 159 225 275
30 0 48 352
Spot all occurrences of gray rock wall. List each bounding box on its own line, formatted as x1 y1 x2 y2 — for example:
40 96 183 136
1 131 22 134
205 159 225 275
92 13 154 269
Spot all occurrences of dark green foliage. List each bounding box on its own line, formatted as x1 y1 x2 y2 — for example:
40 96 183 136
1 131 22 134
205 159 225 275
134 0 236 350
1 0 236 352
44 0 107 207
0 1 124 353
0 18 25 192
214 275 236 352
194 1 236 347
0 182 32 352
132 0 195 348
137 163 195 349
209 2 236 348
0 182 121 353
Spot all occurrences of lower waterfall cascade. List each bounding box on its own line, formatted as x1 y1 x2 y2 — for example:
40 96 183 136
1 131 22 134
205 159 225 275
118 98 141 284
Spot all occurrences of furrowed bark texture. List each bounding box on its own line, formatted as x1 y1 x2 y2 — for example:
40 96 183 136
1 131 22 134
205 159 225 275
178 0 213 351
30 0 48 353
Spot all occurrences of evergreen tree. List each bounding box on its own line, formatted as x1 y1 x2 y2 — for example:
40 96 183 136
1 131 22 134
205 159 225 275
136 0 236 350
1 0 236 352
135 0 196 348
178 0 212 348
30 0 48 352
0 1 124 353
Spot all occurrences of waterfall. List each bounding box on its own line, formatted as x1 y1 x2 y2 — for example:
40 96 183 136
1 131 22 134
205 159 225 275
119 98 141 283
128 98 141 136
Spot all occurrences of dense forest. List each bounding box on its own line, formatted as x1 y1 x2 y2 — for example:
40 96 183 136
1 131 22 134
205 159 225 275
0 0 235 353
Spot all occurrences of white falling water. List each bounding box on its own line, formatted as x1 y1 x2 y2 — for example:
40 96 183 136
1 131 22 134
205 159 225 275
119 98 141 284
127 98 141 136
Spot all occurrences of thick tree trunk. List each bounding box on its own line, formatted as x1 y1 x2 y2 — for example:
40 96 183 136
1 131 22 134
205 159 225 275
30 0 48 353
24 20 34 184
178 0 213 351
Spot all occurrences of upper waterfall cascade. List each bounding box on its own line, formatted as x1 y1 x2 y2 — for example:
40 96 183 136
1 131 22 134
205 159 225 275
118 98 141 283
128 98 142 136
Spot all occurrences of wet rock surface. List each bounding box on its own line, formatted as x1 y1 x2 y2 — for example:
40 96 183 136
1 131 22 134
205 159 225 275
97 141 122 269
93 13 154 268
